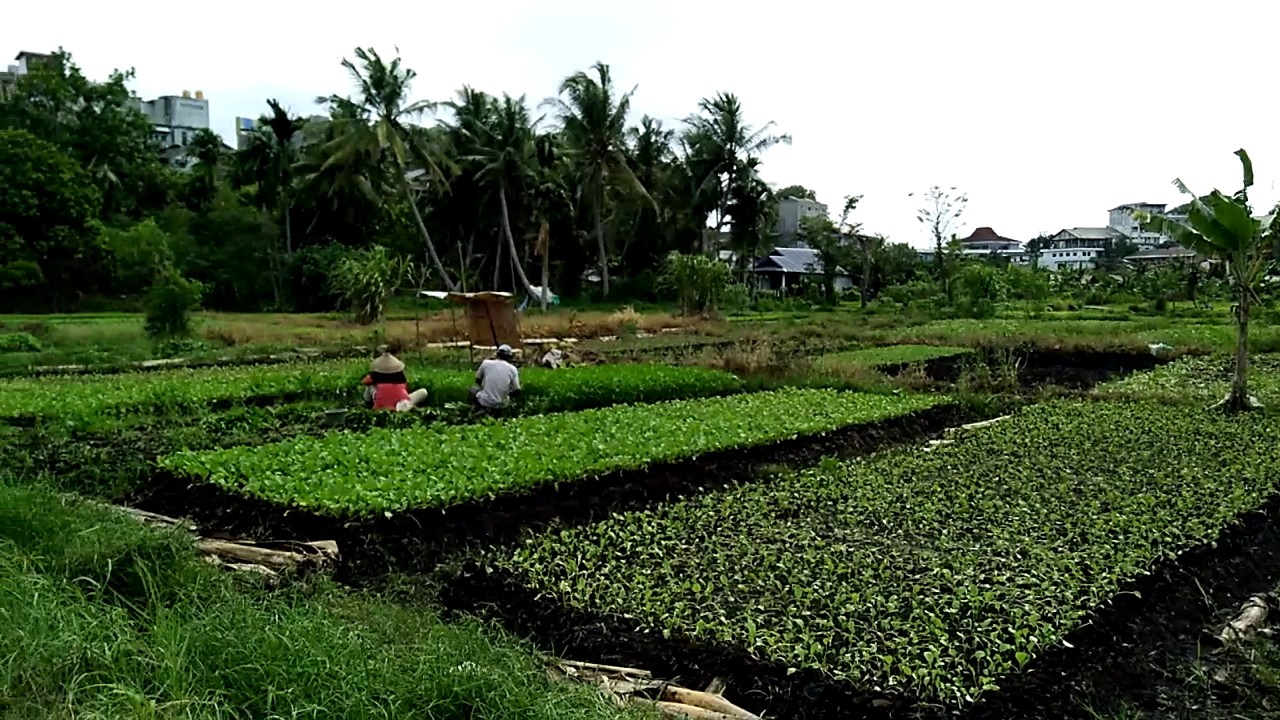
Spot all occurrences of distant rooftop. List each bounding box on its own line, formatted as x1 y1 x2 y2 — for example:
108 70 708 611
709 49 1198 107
960 226 1020 244
1109 202 1166 212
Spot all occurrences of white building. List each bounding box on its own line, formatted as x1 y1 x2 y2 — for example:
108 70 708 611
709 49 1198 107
1108 203 1170 249
134 91 211 149
1039 247 1103 271
775 196 828 241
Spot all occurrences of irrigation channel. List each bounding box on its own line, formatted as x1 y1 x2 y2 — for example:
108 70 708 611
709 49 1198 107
112 347 1263 720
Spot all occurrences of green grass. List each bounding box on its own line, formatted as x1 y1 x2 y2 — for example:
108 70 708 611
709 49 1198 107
160 389 942 516
0 480 631 720
817 344 972 368
500 400 1280 705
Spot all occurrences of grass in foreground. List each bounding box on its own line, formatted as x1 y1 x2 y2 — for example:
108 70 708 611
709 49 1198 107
0 481 630 720
160 389 942 516
500 400 1280 705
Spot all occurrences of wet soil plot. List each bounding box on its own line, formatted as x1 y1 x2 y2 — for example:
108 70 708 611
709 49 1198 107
882 348 1170 391
128 403 976 581
446 498 1280 720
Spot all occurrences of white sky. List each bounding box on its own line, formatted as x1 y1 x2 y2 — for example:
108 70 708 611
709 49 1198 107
7 0 1278 248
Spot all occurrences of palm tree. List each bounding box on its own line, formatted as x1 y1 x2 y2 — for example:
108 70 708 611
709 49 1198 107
239 100 306 256
1141 149 1277 412
683 92 791 247
321 47 456 290
450 91 541 298
544 61 648 297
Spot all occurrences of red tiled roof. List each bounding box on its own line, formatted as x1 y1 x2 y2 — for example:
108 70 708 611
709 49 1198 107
961 227 1016 243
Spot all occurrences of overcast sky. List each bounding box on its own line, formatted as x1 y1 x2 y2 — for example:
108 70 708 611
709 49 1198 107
7 0 1277 248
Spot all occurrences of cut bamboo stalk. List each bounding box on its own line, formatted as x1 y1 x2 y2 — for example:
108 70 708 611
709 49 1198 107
1220 594 1270 643
550 658 653 679
633 699 741 720
662 686 759 719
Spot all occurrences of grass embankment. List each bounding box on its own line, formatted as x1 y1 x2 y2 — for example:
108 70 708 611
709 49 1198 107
0 307 711 371
0 481 629 720
160 389 943 516
816 344 972 368
501 400 1280 705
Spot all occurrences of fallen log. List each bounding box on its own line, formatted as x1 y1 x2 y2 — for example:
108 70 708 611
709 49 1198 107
196 538 313 571
1219 594 1270 643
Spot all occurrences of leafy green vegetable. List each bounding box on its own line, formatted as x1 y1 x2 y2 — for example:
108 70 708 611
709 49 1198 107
818 344 972 369
1095 353 1280 405
160 389 941 515
501 400 1280 704
0 361 743 430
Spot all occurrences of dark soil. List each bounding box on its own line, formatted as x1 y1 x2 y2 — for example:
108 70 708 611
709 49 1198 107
444 491 1280 720
128 404 976 582
880 348 1169 391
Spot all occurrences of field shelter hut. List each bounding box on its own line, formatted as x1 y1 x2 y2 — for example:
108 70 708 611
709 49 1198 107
419 291 523 364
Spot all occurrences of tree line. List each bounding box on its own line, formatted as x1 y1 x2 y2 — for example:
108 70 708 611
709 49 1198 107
1 47 821 313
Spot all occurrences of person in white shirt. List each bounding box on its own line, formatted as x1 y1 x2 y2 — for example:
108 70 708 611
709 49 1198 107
469 344 521 413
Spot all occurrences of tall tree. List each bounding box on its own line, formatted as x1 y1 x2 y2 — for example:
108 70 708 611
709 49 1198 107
913 186 968 274
240 100 306 256
683 92 791 247
839 194 880 309
0 49 169 219
545 61 648 297
451 92 541 297
0 129 105 307
1140 149 1276 413
322 47 456 290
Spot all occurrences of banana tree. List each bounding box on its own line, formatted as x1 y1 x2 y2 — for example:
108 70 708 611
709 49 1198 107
1141 149 1276 412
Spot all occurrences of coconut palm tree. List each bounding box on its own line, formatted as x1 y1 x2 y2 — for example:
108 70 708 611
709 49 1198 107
321 47 456 290
449 91 541 298
544 61 648 297
683 92 791 245
1141 149 1277 413
239 100 306 256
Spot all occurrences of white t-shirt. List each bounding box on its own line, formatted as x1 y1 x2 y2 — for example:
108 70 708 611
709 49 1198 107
475 358 521 409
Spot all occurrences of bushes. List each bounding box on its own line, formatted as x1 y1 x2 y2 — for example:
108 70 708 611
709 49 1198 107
143 266 204 342
0 332 42 353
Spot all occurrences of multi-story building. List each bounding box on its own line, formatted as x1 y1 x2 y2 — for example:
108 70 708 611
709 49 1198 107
775 196 828 242
134 91 211 149
1107 202 1169 248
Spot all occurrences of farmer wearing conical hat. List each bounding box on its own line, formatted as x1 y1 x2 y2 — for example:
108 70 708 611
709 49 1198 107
362 345 428 411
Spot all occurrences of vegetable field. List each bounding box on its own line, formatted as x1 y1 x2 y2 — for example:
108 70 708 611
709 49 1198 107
160 389 942 515
500 400 1280 703
0 361 743 429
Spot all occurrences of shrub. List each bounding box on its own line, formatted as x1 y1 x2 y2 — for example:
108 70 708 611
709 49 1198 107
0 332 42 353
144 267 204 341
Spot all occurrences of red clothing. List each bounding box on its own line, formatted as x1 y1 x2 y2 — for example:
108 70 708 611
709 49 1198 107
363 374 410 411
